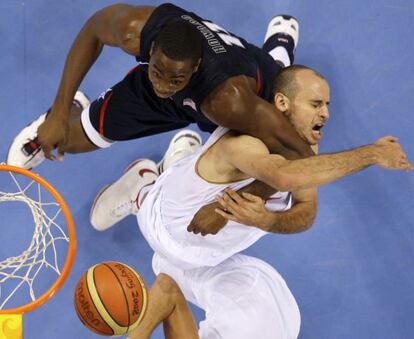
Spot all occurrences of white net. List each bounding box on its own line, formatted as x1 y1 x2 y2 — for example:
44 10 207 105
0 168 71 311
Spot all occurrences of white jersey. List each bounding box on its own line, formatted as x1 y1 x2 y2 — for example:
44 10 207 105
137 127 293 269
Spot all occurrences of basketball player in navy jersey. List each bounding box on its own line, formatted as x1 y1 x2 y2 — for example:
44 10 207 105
7 3 312 234
8 4 307 169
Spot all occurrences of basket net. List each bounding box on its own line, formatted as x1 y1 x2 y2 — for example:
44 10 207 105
0 164 75 314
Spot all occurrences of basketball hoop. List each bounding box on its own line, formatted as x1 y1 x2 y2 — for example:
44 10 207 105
0 164 76 336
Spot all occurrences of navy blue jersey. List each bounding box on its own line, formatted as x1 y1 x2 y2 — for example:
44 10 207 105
137 3 281 113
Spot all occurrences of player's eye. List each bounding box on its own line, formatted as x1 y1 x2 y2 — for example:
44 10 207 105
170 80 182 86
152 71 161 79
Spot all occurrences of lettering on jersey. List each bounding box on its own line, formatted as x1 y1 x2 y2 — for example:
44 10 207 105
181 15 227 54
202 21 245 49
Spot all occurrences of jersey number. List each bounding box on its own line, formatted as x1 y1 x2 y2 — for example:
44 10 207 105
202 21 246 49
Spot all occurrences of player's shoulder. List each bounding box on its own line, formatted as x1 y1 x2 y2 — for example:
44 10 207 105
220 131 270 155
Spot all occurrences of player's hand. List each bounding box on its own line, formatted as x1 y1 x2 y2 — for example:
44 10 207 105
37 110 69 161
374 136 412 171
187 201 228 236
215 188 273 229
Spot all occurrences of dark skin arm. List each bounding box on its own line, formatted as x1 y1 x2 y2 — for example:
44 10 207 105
37 4 155 160
188 75 315 235
200 75 314 159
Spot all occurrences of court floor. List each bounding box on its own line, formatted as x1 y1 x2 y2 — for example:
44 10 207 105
0 0 413 338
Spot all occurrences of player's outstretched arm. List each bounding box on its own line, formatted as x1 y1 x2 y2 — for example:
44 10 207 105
37 4 154 160
187 135 411 235
224 135 412 193
200 75 314 160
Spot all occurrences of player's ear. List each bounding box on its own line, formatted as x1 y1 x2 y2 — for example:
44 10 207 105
193 58 201 73
274 92 290 113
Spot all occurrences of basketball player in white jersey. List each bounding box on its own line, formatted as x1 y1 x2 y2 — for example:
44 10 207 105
90 65 411 339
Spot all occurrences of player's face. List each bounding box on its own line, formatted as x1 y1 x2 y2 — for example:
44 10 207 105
287 71 330 145
148 47 199 99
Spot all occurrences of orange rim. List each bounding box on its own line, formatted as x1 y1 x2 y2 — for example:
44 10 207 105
0 164 76 314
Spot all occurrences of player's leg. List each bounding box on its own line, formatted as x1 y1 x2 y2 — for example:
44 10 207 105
6 91 92 169
153 253 300 339
263 15 299 67
197 254 300 339
90 127 202 230
129 273 199 339
63 102 99 154
198 255 300 339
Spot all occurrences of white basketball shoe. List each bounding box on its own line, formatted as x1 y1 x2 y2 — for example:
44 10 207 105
90 159 159 231
6 91 90 170
264 15 299 67
158 129 202 173
264 15 299 48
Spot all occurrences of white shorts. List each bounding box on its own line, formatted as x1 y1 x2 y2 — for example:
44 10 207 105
152 253 301 339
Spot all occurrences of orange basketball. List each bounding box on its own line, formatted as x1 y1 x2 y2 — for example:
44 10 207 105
73 261 148 336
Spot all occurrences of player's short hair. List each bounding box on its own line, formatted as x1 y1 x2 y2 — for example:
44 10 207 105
153 20 202 65
272 65 326 100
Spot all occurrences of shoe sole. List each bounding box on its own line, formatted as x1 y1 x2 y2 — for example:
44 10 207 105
158 130 202 172
90 184 110 225
265 15 299 47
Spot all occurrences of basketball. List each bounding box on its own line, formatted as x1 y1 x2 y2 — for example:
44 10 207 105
73 262 148 336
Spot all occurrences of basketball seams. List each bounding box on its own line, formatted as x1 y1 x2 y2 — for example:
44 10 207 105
74 272 114 335
123 263 148 329
103 263 132 331
93 265 128 328
73 285 111 335
86 266 129 334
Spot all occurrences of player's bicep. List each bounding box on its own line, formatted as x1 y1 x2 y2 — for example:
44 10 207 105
222 134 286 184
201 77 289 155
200 76 258 130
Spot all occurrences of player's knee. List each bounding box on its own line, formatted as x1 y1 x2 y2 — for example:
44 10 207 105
155 273 182 297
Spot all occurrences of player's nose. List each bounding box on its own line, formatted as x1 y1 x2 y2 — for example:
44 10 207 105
320 105 329 120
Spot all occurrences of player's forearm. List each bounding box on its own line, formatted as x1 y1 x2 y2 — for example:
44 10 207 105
263 202 316 233
201 79 314 160
269 145 378 191
267 123 314 159
254 100 314 159
235 180 276 200
52 22 103 118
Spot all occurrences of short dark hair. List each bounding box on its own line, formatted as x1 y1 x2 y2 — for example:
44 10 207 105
272 65 325 100
153 20 202 65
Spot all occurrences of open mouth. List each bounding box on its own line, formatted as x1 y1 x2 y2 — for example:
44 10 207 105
312 123 324 140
